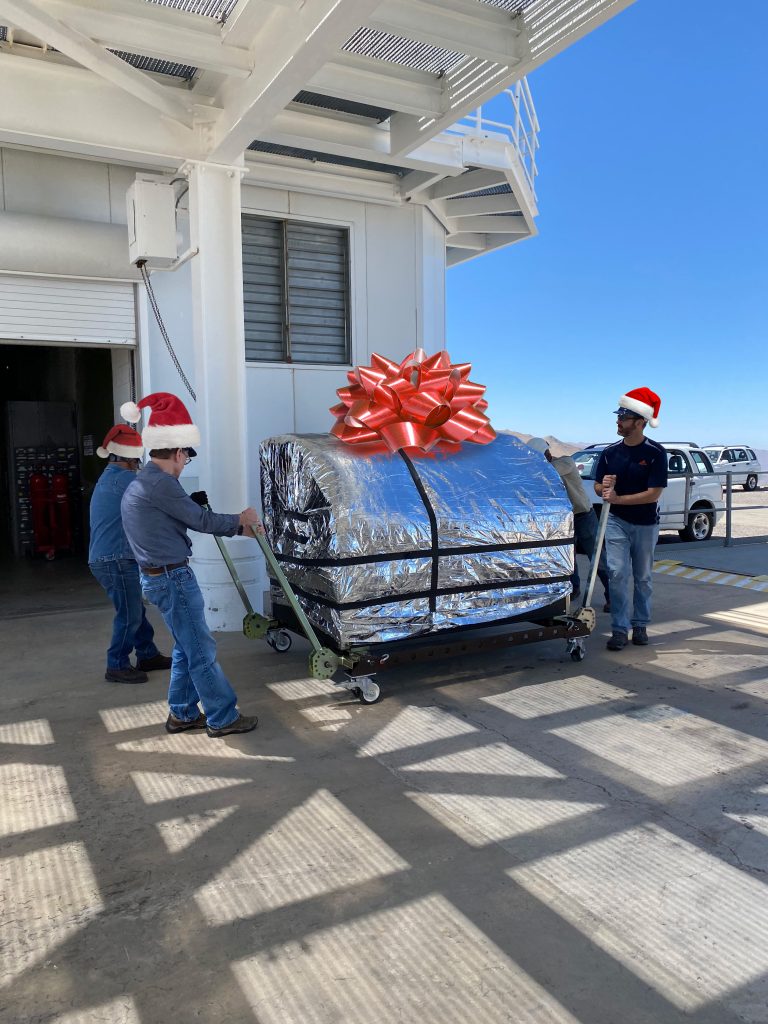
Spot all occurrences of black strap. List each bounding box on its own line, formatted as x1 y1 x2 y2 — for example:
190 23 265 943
269 574 572 611
398 449 439 612
272 534 575 567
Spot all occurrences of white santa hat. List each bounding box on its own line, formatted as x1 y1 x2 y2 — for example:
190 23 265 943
120 392 200 451
97 424 144 460
615 386 661 428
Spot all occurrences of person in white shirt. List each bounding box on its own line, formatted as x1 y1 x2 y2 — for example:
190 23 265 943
527 437 610 611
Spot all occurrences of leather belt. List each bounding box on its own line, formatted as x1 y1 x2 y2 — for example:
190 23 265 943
141 560 188 576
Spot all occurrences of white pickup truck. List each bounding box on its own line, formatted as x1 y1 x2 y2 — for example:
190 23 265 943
572 443 722 541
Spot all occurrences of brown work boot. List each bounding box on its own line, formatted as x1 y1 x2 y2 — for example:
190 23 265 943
165 712 207 734
138 653 173 671
206 713 258 738
105 667 148 684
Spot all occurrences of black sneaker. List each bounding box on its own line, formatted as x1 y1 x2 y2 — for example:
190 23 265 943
206 714 259 738
603 599 611 613
138 653 173 672
165 713 207 734
606 631 628 651
105 667 148 684
632 627 649 646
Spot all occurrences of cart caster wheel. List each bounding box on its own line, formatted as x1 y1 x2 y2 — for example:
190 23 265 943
267 629 292 653
45 551 55 561
352 678 381 704
568 641 586 662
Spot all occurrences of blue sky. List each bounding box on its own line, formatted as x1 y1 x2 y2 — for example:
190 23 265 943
447 0 768 448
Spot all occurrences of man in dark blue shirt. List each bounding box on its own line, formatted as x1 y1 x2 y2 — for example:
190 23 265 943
594 387 667 650
89 425 171 684
120 392 262 738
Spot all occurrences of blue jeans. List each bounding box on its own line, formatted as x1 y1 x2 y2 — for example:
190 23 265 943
90 559 159 670
571 510 610 602
604 515 659 633
139 565 238 730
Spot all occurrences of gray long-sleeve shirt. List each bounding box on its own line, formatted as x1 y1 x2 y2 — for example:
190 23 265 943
121 461 239 567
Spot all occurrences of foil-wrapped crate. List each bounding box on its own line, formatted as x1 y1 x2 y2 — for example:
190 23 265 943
260 433 574 647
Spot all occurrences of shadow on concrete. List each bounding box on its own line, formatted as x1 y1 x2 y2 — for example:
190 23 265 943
1 571 768 1024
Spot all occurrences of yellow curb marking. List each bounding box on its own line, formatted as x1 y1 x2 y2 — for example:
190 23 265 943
653 559 768 594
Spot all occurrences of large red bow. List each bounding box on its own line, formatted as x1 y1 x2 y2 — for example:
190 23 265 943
330 348 496 454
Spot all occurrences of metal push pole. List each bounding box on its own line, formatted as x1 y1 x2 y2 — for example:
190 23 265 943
724 472 733 547
583 501 611 610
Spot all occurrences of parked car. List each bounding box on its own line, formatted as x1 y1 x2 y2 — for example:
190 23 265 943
702 446 762 491
571 443 721 541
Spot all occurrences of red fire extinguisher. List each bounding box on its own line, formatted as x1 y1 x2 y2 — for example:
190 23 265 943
29 472 55 559
51 473 73 554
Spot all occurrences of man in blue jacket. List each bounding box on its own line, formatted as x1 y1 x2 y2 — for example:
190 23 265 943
89 425 171 683
120 392 262 738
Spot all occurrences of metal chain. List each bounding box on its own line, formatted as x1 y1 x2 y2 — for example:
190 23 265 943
138 262 197 403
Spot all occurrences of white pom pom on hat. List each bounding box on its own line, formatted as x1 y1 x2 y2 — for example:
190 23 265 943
120 401 142 424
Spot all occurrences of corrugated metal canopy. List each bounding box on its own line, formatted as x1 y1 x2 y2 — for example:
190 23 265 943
248 141 410 177
112 51 196 79
343 26 464 76
145 0 238 18
293 91 392 123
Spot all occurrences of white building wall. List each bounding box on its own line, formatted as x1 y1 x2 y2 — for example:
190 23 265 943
0 147 448 619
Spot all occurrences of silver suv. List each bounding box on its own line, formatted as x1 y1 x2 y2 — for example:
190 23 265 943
702 446 762 491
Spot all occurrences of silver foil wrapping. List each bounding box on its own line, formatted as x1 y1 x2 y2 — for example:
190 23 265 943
259 433 574 647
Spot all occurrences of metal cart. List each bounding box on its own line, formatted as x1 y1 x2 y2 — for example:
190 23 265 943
216 503 609 705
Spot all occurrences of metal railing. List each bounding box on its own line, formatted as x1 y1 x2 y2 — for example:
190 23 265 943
647 471 768 546
721 471 768 547
446 79 540 199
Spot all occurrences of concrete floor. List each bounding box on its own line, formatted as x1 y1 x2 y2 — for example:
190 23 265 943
2 562 768 1024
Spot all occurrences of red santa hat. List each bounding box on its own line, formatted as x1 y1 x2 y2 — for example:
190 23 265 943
615 386 661 428
120 392 200 451
97 424 144 460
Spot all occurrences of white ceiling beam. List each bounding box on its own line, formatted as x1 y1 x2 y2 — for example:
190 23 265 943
368 0 525 66
428 168 507 201
0 52 201 165
440 192 521 217
21 0 252 75
445 232 486 250
221 0 306 48
262 107 467 175
449 214 529 234
399 169 454 199
0 0 195 125
309 54 445 118
208 0 383 164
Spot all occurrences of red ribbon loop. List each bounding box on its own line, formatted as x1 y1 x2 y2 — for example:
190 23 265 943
330 348 496 454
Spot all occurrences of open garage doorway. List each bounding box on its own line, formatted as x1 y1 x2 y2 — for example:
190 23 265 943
0 343 132 617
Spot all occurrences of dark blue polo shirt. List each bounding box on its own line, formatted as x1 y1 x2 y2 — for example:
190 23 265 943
594 439 668 526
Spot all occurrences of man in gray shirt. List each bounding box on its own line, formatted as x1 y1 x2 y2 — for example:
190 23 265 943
120 391 262 738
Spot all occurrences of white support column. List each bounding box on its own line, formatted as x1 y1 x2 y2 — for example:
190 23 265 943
414 205 447 354
183 160 265 631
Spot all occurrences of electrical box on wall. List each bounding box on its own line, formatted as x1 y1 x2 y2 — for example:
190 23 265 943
127 179 178 267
